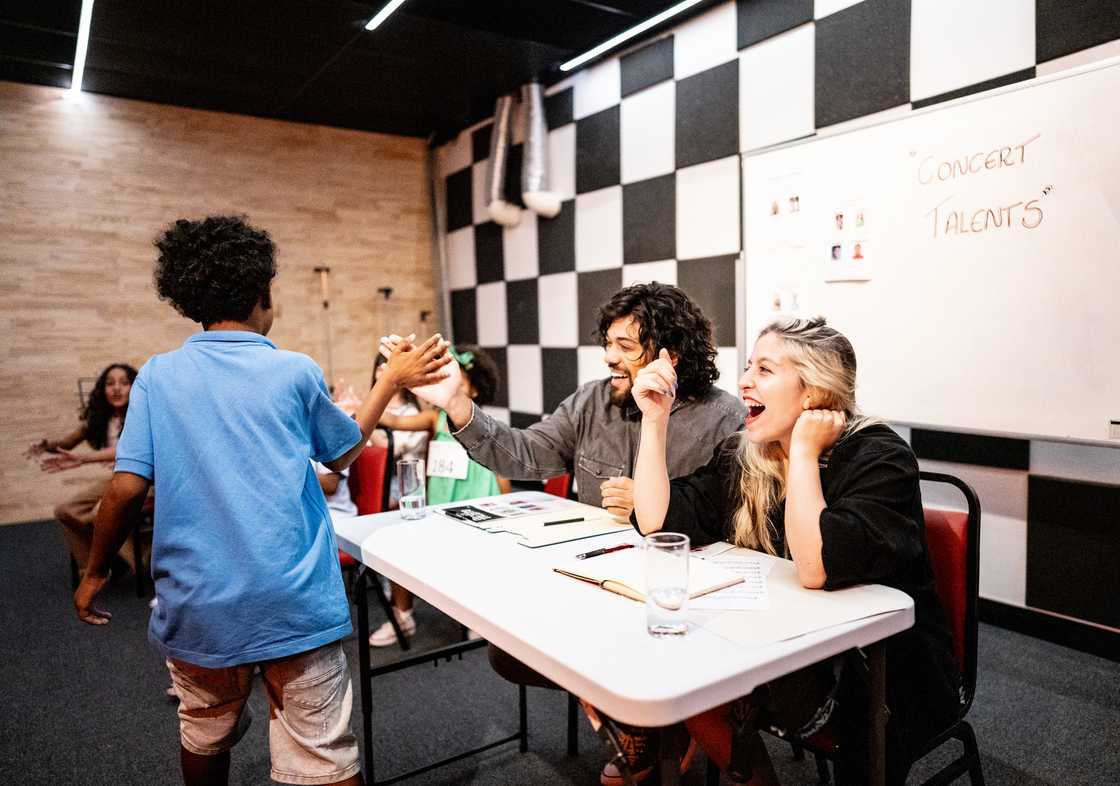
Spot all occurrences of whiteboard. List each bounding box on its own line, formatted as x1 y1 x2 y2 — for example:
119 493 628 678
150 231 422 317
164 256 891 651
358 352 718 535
741 58 1120 445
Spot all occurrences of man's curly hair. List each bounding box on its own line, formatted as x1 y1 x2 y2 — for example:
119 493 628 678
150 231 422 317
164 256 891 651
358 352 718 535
154 215 276 326
594 282 720 400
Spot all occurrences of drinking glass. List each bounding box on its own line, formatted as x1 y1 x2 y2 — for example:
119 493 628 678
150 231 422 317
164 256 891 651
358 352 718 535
644 532 690 636
397 459 426 520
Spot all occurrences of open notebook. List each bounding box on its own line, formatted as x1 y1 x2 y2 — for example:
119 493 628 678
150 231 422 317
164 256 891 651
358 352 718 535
554 547 744 602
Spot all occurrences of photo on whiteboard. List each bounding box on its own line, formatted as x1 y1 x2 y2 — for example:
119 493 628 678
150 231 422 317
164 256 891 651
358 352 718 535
834 212 844 231
856 210 865 228
830 243 842 261
825 240 871 282
789 195 800 213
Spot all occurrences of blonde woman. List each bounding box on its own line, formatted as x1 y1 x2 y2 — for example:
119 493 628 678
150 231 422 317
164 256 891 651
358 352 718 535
630 317 959 785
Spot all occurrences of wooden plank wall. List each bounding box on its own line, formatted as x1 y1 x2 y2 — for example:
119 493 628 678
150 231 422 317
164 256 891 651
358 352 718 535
0 82 436 525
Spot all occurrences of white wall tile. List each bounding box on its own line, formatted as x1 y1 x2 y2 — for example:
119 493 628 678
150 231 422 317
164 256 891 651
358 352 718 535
507 345 543 413
439 130 472 178
445 226 476 290
621 259 678 288
1030 441 1120 485
482 406 510 425
676 156 740 259
578 346 608 387
549 124 576 201
814 0 866 19
538 272 579 347
1036 38 1120 76
815 102 910 135
976 512 1028 606
715 346 742 400
739 24 815 151
503 213 539 281
673 1 738 80
575 186 624 271
574 57 621 119
911 0 1035 102
476 281 507 346
890 423 912 443
471 160 489 225
621 80 676 183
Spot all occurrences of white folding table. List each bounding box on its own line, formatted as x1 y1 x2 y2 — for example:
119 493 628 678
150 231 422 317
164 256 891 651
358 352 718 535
335 492 914 785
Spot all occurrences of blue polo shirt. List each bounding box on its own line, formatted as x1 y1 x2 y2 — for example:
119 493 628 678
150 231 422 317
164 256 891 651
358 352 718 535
116 331 361 668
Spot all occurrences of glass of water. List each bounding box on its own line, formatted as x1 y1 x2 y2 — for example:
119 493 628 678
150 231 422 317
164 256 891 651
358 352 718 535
397 459 426 520
644 532 690 637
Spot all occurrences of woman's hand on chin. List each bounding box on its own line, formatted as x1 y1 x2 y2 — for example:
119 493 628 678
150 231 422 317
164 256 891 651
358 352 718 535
790 409 845 459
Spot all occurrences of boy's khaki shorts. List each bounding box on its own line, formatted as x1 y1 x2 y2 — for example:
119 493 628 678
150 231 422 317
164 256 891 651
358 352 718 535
167 640 360 785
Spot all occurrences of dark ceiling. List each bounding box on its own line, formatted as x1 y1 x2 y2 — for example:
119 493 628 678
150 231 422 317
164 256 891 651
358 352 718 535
0 0 715 141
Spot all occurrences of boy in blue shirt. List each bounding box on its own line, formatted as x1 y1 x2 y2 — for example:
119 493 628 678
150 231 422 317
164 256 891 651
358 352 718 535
74 215 449 786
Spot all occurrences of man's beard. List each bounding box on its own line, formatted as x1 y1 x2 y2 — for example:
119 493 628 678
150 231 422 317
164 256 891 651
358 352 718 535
608 379 634 408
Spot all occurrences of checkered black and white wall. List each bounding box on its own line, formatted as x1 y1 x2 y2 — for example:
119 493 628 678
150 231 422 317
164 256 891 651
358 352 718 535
431 0 1120 640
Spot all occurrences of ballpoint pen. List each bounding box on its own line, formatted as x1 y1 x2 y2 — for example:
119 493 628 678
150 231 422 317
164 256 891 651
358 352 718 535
575 543 635 560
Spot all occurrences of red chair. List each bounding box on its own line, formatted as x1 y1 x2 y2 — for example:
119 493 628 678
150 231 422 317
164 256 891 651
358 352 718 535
703 470 984 786
543 473 572 499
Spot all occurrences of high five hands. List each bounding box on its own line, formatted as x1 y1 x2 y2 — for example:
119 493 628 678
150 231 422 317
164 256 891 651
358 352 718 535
380 333 462 409
631 348 677 423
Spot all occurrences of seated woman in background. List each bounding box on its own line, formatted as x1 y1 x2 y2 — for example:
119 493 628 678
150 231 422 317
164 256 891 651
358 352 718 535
629 317 959 785
26 363 141 577
368 345 510 647
369 353 430 509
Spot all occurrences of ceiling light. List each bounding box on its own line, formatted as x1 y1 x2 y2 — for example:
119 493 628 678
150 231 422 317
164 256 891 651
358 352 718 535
365 0 408 32
559 0 705 72
70 0 95 93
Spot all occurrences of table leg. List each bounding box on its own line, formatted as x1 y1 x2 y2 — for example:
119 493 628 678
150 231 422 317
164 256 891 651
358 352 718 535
659 725 681 786
355 567 375 784
866 642 887 786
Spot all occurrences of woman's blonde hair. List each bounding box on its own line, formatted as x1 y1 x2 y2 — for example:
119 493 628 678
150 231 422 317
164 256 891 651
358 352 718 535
729 317 880 554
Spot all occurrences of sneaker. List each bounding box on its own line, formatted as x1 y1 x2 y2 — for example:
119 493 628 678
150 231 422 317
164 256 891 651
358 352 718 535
368 608 417 647
599 727 697 786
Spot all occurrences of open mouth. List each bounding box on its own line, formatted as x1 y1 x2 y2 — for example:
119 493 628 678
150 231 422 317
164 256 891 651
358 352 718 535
745 400 765 422
609 372 629 387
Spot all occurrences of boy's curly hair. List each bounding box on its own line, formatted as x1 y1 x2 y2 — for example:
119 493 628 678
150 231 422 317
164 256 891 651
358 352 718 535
594 282 720 401
455 345 500 408
154 215 276 326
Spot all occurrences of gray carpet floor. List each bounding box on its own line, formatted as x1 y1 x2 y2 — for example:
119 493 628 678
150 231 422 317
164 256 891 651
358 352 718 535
1 520 1117 785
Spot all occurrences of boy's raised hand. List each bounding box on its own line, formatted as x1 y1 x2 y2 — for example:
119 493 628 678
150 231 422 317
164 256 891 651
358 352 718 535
383 334 452 390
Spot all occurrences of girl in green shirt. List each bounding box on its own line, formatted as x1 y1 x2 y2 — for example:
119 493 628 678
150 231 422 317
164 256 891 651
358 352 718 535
369 345 509 646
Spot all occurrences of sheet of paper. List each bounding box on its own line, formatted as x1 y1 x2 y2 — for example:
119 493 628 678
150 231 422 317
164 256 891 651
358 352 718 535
690 553 770 611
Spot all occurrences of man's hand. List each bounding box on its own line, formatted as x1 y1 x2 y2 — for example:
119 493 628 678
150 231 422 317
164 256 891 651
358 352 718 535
74 572 112 626
382 334 453 390
790 409 846 460
600 476 635 521
381 333 469 419
631 348 677 423
40 448 83 473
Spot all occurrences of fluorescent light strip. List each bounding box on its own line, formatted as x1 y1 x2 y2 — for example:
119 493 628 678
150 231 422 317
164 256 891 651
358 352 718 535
70 0 95 93
559 0 704 72
365 0 408 32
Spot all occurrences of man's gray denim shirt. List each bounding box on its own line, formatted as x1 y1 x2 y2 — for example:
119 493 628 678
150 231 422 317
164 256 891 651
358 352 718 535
451 379 746 509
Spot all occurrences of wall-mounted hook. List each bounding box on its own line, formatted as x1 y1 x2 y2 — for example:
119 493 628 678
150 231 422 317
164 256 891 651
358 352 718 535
420 310 431 322
377 287 393 300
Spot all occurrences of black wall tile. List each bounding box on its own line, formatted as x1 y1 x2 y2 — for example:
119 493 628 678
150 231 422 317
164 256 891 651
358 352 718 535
1037 0 1120 63
481 346 508 408
506 279 539 345
542 348 579 412
473 222 505 284
815 0 911 128
1027 475 1120 629
676 60 739 169
546 87 574 129
737 0 813 49
538 201 576 275
621 36 675 97
472 123 492 162
445 168 473 232
623 174 676 264
912 67 1035 110
910 429 1030 470
511 411 542 429
450 289 477 345
503 143 526 207
578 268 623 346
576 105 621 194
676 254 737 346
